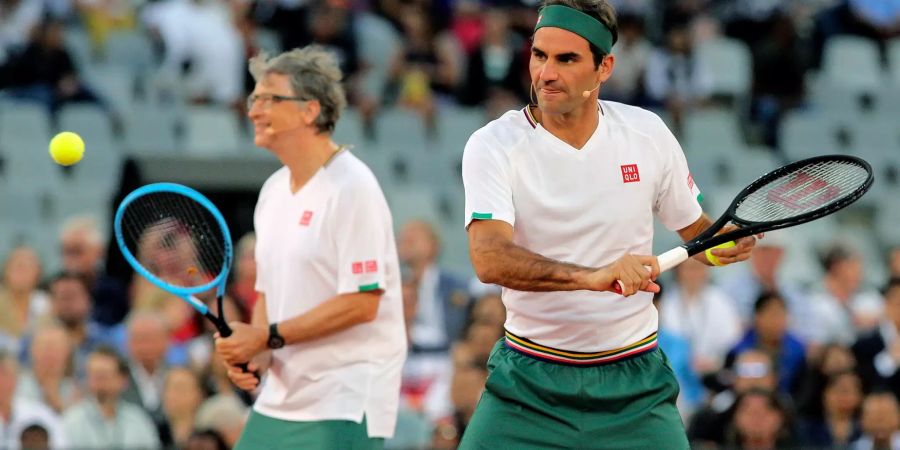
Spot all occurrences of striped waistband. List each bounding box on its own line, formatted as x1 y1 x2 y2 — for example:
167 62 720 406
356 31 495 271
503 330 658 367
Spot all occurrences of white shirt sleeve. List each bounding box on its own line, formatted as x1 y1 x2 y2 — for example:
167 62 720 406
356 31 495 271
332 178 392 294
462 132 515 229
652 116 703 231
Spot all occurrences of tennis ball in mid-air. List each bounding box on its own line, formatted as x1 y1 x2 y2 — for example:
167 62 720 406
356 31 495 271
49 131 85 166
705 241 736 266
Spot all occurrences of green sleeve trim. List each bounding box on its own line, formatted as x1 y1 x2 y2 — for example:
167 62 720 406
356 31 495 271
359 283 380 292
472 212 493 220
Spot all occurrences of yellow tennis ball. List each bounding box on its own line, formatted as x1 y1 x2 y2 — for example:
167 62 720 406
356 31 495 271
705 241 736 266
49 131 85 166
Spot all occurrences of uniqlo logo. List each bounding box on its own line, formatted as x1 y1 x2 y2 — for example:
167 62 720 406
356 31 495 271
621 164 640 183
352 262 363 274
364 260 378 273
299 210 314 226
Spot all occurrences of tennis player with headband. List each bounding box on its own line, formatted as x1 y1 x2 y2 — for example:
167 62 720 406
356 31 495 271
459 1 757 448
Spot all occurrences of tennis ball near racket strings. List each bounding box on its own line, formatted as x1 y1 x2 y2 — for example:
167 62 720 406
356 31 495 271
705 241 736 266
49 131 85 166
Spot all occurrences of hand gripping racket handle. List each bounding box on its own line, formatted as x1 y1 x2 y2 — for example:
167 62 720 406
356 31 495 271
208 310 262 383
613 247 689 294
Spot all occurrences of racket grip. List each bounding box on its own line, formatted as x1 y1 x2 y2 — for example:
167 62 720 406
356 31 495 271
612 247 689 294
237 361 261 382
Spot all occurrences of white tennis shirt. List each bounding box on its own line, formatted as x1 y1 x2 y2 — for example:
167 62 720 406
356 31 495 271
253 151 406 438
462 101 703 352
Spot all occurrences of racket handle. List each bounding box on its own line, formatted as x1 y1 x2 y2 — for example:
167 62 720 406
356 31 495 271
612 247 689 294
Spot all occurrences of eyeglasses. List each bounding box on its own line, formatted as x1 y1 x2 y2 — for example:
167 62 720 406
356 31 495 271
246 93 306 110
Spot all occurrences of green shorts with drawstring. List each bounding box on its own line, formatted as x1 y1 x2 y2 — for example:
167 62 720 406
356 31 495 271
458 331 689 450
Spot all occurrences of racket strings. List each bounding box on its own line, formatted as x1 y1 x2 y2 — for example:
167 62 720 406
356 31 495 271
120 192 227 289
734 160 870 223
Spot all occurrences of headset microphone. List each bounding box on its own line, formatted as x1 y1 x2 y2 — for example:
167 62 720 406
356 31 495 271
582 81 602 98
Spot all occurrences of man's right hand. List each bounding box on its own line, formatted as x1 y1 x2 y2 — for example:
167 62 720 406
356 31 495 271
585 254 660 296
224 360 263 391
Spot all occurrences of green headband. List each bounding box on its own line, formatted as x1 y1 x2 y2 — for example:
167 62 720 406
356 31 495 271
534 5 614 55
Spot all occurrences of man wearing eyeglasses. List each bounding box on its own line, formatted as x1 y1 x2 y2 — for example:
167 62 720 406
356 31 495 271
214 45 406 450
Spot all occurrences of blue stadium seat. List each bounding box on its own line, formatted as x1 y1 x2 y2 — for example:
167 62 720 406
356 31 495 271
821 36 884 93
697 37 752 99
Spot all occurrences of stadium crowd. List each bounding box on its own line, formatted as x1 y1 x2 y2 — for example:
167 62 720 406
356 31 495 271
1 0 900 448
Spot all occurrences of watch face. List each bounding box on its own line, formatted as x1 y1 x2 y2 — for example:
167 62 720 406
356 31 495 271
269 336 284 349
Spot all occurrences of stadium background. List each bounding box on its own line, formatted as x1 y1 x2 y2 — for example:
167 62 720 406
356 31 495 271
1 0 900 448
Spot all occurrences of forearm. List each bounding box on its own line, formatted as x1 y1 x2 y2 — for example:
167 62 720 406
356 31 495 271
250 294 267 328
474 239 596 291
277 292 379 345
677 213 716 265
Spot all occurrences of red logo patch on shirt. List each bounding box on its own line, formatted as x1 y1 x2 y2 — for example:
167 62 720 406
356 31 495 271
687 173 694 190
621 164 640 183
299 210 314 226
365 260 378 273
352 262 363 274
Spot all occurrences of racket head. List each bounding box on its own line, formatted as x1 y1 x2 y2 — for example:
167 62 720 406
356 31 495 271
684 155 874 255
114 183 234 315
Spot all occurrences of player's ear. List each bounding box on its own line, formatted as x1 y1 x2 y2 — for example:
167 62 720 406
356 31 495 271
599 53 615 83
302 100 321 127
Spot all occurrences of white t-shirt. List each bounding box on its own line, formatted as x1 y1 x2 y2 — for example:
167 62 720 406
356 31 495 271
462 101 702 352
253 151 406 438
0 397 67 450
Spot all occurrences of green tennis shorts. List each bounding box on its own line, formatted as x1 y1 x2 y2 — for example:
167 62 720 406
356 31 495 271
458 332 688 450
234 410 384 450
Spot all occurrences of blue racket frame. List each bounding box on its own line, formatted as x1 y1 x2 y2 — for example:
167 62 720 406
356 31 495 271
114 182 233 321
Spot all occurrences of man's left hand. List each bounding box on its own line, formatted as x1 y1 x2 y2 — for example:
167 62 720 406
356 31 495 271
214 322 268 364
707 230 761 266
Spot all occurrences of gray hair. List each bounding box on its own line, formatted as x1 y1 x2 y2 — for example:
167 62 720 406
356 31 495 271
59 215 103 246
249 46 347 134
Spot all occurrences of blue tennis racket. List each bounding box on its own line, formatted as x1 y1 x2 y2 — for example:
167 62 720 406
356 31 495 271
114 182 255 377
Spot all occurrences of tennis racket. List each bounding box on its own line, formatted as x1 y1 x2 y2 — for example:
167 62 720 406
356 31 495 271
114 182 257 379
616 154 874 292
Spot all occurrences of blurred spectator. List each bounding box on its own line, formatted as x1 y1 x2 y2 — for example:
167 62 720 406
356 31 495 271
688 349 779 446
185 428 229 450
18 423 49 450
142 0 246 107
889 246 900 279
387 4 463 135
806 242 882 349
75 0 135 59
230 232 258 312
446 321 500 448
727 291 807 395
457 7 529 118
750 13 808 148
797 343 858 421
724 388 796 449
250 0 309 52
62 346 160 449
161 367 205 448
15 324 79 414
644 19 713 132
194 393 247 448
1 21 110 115
718 0 784 46
798 369 863 447
602 13 651 104
658 259 742 375
853 278 900 396
305 1 360 80
0 350 67 449
0 246 49 345
853 391 900 450
121 312 172 435
20 272 112 380
59 215 130 327
0 0 42 60
721 231 808 331
654 289 703 419
398 220 471 354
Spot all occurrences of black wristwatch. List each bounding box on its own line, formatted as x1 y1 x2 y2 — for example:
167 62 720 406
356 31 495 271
267 323 285 349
